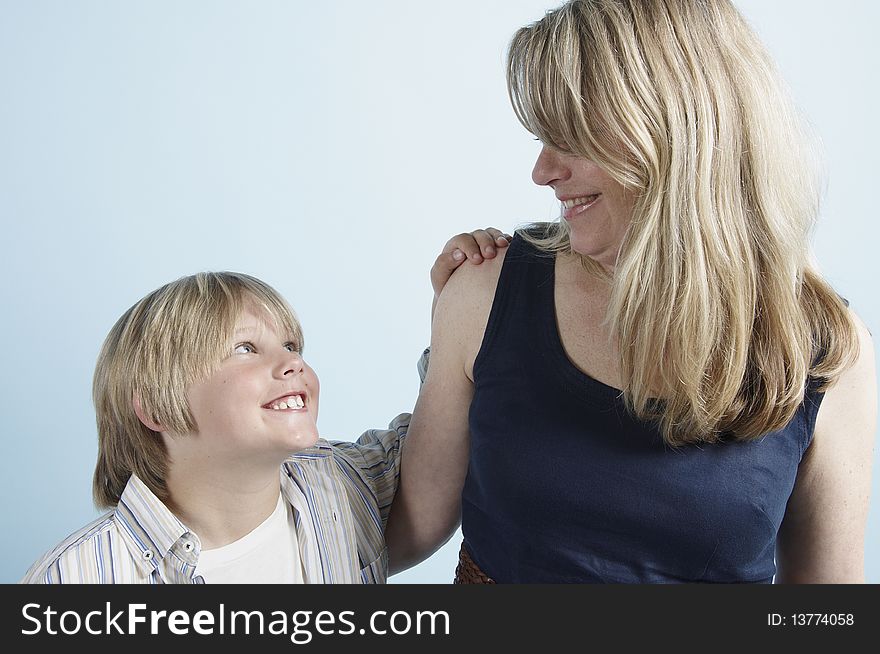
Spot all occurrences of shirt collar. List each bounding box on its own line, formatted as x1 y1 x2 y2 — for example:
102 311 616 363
114 475 198 579
114 442 338 582
287 438 334 460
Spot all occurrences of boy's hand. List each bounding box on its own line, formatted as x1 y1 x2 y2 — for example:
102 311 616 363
430 228 512 298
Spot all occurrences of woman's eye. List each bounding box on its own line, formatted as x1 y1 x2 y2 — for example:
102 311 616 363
234 343 256 354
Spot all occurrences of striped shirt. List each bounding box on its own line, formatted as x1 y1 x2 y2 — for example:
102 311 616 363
21 413 410 584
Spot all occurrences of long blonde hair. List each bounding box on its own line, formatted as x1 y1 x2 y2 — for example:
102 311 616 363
93 272 304 507
507 0 858 445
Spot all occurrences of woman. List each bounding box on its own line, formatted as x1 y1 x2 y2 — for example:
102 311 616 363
387 0 877 583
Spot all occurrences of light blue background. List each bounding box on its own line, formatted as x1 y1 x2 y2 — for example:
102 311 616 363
1 0 877 583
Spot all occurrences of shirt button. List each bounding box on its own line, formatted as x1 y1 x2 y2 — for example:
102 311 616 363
183 541 195 552
142 549 154 561
332 510 338 522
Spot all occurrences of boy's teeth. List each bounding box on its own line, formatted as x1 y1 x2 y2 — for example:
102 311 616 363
271 395 304 410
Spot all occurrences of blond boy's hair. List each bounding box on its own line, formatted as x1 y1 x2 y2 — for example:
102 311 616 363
92 272 304 507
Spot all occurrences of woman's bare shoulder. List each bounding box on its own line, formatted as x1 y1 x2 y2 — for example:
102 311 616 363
818 308 876 423
435 245 509 318
432 246 510 380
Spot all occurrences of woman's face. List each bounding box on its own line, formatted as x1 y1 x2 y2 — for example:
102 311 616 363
532 146 636 271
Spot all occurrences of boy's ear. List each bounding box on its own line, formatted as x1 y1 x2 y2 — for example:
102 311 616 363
132 395 167 433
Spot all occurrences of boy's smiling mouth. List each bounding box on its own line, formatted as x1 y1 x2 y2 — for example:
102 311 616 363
263 392 307 411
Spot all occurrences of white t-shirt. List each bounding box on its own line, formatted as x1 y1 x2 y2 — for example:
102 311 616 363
194 494 304 584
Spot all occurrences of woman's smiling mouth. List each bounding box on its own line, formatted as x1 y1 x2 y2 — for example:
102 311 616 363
561 194 601 219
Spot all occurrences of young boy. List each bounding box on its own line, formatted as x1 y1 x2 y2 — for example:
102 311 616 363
21 229 509 584
21 271 411 583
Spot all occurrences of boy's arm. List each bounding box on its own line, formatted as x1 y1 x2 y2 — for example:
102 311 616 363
329 347 432 532
331 412 411 531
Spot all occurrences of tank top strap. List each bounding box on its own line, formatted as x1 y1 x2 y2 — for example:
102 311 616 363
473 230 555 379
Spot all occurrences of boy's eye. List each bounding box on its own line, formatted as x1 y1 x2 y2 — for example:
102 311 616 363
234 342 256 354
284 342 301 353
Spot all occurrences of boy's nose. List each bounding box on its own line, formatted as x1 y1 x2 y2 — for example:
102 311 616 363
281 351 305 376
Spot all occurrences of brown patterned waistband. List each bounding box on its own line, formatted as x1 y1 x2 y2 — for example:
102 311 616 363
453 541 495 584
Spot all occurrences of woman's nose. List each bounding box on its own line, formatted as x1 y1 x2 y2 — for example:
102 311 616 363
531 145 570 187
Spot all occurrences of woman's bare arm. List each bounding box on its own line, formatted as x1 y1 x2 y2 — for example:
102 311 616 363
775 310 877 583
385 250 507 574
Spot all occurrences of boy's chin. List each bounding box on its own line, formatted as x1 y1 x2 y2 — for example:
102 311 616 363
284 428 321 454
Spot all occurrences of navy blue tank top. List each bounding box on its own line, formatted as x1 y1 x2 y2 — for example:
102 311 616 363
463 232 825 583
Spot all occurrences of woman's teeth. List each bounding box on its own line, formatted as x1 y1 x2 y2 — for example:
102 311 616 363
562 195 599 210
269 395 305 410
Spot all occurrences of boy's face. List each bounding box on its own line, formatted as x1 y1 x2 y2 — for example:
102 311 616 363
183 306 320 464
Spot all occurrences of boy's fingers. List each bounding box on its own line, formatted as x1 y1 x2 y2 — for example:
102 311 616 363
469 229 498 258
444 232 485 262
431 251 468 296
474 228 512 258
431 228 512 298
486 227 513 246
